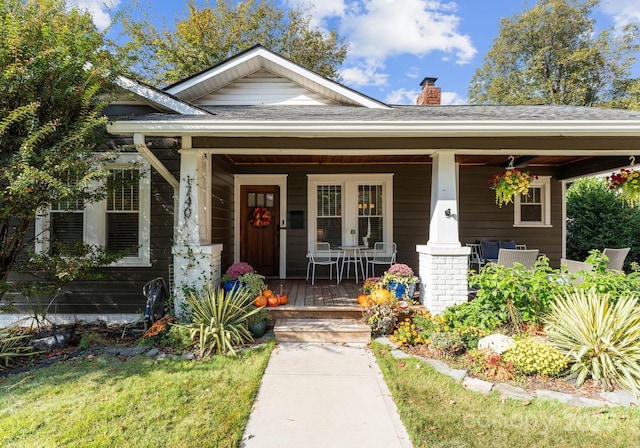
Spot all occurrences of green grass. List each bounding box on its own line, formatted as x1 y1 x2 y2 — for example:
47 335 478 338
0 341 274 448
372 342 640 448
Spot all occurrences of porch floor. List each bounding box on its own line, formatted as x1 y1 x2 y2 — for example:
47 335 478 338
267 278 362 307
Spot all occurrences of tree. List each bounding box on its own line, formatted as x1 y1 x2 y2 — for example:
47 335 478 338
0 0 121 307
566 177 640 269
115 0 348 86
468 0 639 106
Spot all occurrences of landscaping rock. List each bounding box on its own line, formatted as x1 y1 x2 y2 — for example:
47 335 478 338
493 383 533 401
535 389 606 408
117 347 148 357
463 377 493 394
600 390 640 407
29 327 75 351
145 348 160 357
375 336 399 350
390 349 412 359
423 358 467 381
477 334 515 355
181 351 196 360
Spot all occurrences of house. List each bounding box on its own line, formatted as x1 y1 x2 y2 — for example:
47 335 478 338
5 44 640 325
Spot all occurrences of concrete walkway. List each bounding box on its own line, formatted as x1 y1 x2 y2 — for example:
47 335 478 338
241 343 413 448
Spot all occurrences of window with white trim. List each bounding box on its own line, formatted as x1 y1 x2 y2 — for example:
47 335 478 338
308 174 393 251
35 154 151 266
514 175 551 227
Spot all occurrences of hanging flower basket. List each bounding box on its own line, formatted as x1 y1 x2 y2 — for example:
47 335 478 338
250 207 272 228
488 169 537 207
607 168 640 206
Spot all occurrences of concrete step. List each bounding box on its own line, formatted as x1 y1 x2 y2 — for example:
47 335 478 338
274 318 371 343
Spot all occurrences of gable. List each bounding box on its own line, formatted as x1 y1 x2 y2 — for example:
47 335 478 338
192 69 337 106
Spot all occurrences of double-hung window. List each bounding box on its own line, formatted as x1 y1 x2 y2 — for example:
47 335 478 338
36 153 151 266
514 175 551 227
308 174 393 251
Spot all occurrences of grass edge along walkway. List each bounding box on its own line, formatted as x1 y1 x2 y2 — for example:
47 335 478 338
371 341 640 448
0 340 274 448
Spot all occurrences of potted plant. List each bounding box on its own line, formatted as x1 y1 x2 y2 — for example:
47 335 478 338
607 167 640 206
238 271 266 297
222 262 254 293
247 307 268 338
381 263 419 300
488 169 537 207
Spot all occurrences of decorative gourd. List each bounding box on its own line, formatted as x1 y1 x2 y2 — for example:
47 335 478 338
357 294 371 307
370 288 392 305
276 284 288 305
254 293 267 307
267 295 280 307
263 289 274 298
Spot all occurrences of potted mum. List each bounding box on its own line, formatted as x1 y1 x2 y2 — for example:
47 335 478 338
247 307 268 338
489 169 537 207
222 262 254 293
381 263 419 300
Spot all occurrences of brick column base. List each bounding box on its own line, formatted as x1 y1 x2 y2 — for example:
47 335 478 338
172 243 223 317
416 244 470 314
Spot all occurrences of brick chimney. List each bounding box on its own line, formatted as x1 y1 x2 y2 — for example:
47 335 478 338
417 77 441 106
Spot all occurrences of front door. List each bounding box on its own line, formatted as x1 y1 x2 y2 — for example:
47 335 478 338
240 185 280 276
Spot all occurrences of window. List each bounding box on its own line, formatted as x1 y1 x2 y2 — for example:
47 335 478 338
514 175 551 227
35 154 151 266
308 174 393 251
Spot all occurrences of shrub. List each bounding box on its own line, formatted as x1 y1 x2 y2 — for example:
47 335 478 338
181 286 261 357
391 319 426 346
140 317 192 351
545 288 640 396
362 303 398 337
465 348 515 381
429 331 466 356
502 338 567 377
0 324 37 370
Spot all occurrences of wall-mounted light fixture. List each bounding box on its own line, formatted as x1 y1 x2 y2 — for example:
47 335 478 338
444 208 452 218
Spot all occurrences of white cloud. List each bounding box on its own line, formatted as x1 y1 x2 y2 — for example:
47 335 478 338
441 91 466 105
340 59 389 87
70 0 120 30
385 88 420 105
601 0 640 28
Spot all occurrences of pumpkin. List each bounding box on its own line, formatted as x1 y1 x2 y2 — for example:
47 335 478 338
254 293 267 307
357 294 371 307
263 289 274 298
370 288 393 305
276 284 288 305
267 295 280 307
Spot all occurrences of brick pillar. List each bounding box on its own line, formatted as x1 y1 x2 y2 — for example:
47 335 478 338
417 245 470 314
417 77 441 105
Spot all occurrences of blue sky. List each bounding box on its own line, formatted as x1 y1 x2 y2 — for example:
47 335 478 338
75 0 640 105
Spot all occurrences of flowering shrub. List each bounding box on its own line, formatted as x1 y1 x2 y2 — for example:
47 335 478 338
382 263 419 289
606 168 640 206
391 320 425 346
223 262 254 281
386 263 415 277
502 338 567 377
363 277 382 294
489 169 537 207
466 349 515 381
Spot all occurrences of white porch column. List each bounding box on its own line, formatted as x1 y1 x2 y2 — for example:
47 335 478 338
172 137 221 316
417 152 470 314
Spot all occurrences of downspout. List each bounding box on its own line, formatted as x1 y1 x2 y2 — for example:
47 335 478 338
133 133 180 236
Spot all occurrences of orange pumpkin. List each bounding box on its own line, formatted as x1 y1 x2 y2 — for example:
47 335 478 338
277 284 288 305
263 289 274 298
357 294 371 307
254 293 267 307
267 295 280 307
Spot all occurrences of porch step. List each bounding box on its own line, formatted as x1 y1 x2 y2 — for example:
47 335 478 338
274 318 371 343
267 306 363 321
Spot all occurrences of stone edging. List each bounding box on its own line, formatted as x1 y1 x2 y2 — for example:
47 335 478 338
374 336 639 408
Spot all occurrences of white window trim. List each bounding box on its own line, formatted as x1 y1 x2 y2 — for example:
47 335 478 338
307 173 393 252
514 175 552 228
35 153 151 267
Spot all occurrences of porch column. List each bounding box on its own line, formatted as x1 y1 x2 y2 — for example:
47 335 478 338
172 137 222 316
417 152 470 314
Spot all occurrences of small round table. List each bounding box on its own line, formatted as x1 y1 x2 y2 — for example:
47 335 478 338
339 246 366 283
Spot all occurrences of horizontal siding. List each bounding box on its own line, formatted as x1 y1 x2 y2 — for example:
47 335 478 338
211 155 236 272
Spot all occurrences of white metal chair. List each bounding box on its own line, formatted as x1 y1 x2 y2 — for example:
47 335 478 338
496 248 539 270
466 243 484 271
306 242 340 285
603 248 630 271
365 242 397 278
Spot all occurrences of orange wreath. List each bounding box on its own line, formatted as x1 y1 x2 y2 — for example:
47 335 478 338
250 207 272 228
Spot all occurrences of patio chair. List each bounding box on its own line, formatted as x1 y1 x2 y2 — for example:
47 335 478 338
466 243 484 271
480 240 500 264
306 242 340 285
496 248 539 270
560 258 594 285
365 242 397 278
603 247 630 271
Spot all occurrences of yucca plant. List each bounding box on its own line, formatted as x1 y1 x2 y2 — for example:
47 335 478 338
181 286 262 358
1 324 38 370
545 288 640 397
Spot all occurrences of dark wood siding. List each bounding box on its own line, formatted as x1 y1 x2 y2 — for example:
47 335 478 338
211 155 235 271
458 165 563 266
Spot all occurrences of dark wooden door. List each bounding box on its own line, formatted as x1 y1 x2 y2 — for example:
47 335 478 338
240 185 280 276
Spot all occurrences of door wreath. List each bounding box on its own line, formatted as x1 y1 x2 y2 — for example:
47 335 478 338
250 207 272 228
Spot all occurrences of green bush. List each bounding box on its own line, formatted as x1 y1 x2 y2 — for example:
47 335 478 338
181 286 261 357
429 331 466 355
362 303 398 336
502 338 567 377
545 288 640 396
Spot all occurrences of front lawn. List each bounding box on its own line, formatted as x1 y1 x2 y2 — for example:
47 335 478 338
373 342 640 448
0 341 273 448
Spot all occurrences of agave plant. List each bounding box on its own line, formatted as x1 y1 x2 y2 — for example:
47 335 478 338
545 288 640 397
1 324 38 370
182 286 262 357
